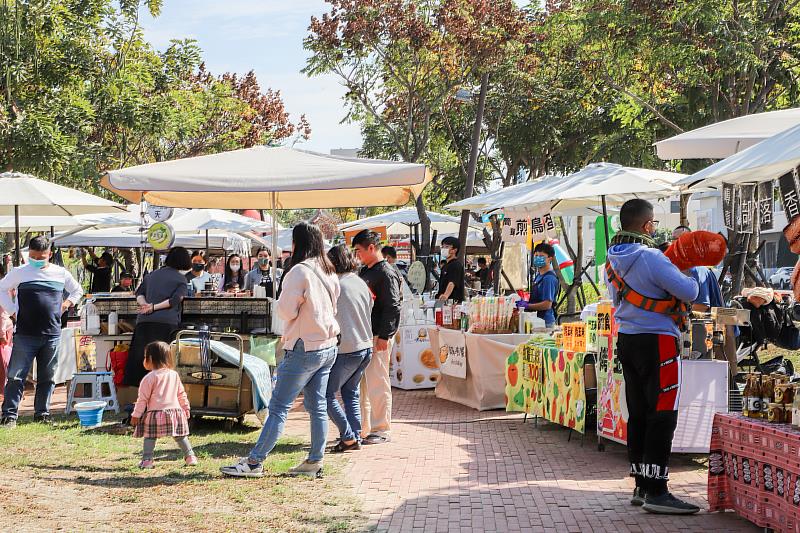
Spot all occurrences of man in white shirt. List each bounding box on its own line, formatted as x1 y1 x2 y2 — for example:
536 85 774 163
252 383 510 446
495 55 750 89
0 236 83 428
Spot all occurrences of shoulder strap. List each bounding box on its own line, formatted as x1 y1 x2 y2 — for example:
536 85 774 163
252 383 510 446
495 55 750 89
298 262 336 309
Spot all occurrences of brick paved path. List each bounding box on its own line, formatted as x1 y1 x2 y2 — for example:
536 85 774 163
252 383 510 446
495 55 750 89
346 389 756 533
25 385 756 532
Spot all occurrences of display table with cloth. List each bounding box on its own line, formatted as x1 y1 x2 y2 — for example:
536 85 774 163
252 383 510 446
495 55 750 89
708 413 800 531
428 327 530 411
32 328 78 385
595 332 729 452
505 342 588 433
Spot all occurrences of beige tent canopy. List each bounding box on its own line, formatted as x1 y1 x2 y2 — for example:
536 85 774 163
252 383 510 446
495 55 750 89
102 146 430 209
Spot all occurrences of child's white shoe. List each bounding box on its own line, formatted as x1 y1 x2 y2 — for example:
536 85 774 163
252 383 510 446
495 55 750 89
185 455 198 467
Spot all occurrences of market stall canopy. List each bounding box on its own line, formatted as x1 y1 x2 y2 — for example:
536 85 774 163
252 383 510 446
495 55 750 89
338 207 480 235
655 108 800 160
0 215 89 231
250 228 331 253
676 123 800 189
101 146 431 209
53 227 251 254
446 181 540 212
497 163 685 214
0 172 125 216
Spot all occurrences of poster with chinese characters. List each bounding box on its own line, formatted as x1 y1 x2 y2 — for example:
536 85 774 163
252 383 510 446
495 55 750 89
758 181 774 231
779 171 800 222
722 183 735 230
596 334 627 445
529 211 556 241
739 184 755 234
438 327 467 379
501 216 530 244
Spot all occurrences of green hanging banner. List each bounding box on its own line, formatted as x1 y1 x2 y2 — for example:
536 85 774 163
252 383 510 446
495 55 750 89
594 216 617 278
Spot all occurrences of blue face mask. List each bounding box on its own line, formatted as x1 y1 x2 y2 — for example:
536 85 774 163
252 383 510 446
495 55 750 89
29 258 47 269
533 256 547 269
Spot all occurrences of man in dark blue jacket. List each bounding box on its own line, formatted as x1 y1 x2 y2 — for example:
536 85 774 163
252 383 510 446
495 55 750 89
606 199 699 515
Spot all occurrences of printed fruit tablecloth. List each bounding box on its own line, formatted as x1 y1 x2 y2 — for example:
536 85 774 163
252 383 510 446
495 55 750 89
505 342 587 433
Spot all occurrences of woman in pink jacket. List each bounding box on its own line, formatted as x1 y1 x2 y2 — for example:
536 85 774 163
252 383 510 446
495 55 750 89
222 222 339 479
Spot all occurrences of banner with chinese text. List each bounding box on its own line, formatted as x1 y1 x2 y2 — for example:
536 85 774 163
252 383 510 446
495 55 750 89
596 334 627 444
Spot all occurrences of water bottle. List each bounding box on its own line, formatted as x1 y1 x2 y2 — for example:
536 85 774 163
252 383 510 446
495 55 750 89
108 311 118 336
81 297 101 335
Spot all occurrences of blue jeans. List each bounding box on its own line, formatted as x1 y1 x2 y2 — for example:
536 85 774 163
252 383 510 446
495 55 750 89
2 334 61 420
248 339 337 463
326 348 372 443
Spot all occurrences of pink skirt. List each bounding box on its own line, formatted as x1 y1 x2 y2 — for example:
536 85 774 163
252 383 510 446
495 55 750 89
134 408 189 439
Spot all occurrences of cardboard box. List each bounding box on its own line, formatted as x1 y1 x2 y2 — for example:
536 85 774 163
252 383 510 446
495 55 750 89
171 343 202 367
184 383 205 407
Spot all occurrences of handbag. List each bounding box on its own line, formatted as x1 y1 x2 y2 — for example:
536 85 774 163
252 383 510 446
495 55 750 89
106 343 129 386
298 262 341 346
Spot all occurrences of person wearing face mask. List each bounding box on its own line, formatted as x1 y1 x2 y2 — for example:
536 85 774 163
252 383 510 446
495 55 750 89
218 254 247 293
0 236 83 428
111 272 135 293
524 243 560 328
435 237 465 303
185 251 212 295
605 199 699 515
244 248 282 296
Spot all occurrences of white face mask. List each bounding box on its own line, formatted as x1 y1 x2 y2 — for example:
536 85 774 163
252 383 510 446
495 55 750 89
230 264 240 272
441 246 451 256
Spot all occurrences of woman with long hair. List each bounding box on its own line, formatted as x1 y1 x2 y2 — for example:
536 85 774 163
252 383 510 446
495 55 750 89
222 222 340 478
325 245 373 452
217 253 247 293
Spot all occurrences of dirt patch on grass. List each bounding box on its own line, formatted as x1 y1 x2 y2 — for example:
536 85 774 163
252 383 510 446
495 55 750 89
0 415 367 532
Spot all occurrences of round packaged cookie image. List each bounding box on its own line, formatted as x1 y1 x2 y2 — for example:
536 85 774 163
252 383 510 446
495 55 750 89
439 346 448 364
413 374 425 384
395 350 402 363
396 369 403 382
420 349 438 369
430 373 440 383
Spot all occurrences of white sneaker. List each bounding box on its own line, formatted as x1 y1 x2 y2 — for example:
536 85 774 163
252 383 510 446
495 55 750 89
220 457 264 478
288 460 323 477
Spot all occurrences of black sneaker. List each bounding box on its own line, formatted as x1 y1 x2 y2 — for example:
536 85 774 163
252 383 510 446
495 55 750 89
631 487 646 506
642 492 700 515
33 413 53 425
0 417 16 429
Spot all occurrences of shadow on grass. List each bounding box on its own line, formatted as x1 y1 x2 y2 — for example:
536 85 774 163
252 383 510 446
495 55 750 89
67 470 215 489
190 440 306 459
28 463 130 474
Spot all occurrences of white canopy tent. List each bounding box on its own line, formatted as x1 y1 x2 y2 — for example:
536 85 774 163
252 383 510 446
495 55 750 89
101 146 431 297
676 122 800 189
0 172 125 264
655 108 800 160
54 227 251 255
446 181 540 212
338 207 481 235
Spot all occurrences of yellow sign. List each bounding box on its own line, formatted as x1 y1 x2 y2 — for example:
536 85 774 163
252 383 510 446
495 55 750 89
147 222 175 251
343 225 388 245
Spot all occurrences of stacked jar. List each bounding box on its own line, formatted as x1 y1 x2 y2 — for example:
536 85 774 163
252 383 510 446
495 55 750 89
768 373 792 423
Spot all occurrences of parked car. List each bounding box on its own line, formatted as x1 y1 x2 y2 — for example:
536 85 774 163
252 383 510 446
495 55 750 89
770 267 794 289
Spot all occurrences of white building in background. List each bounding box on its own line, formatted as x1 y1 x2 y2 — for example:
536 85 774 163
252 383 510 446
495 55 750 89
330 148 361 158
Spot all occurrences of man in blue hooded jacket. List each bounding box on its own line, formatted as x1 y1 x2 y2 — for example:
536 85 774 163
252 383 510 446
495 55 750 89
605 199 699 515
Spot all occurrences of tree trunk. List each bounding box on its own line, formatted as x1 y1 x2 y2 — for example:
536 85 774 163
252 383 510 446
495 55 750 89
680 193 691 227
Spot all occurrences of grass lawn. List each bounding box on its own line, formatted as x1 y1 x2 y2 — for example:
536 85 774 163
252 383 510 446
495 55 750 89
0 414 366 533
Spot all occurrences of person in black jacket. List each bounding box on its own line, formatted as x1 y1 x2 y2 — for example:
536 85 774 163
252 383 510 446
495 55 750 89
353 230 401 445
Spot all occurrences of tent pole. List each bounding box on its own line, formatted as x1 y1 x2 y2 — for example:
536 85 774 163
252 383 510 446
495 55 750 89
601 195 610 249
408 223 414 262
205 229 209 258
271 192 278 299
13 205 20 266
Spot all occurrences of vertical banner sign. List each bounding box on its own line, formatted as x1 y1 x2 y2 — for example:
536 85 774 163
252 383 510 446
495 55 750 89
722 183 735 230
779 171 800 222
529 211 556 242
739 184 755 234
501 216 529 244
758 181 774 231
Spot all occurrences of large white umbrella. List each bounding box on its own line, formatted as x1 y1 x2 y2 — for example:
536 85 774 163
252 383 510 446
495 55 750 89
338 207 480 234
0 172 124 264
101 146 431 297
446 181 541 212
655 108 800 160
54 227 251 255
676 122 800 189
495 163 685 243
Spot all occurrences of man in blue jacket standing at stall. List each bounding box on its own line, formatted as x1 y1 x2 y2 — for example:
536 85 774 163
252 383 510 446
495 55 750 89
605 199 699 515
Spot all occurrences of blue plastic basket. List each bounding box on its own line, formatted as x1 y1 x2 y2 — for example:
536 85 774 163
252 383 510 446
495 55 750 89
74 401 107 428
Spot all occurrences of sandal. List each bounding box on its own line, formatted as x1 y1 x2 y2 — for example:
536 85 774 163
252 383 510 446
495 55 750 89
331 440 361 453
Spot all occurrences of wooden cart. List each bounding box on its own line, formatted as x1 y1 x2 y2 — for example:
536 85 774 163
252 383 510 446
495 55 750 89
172 330 252 429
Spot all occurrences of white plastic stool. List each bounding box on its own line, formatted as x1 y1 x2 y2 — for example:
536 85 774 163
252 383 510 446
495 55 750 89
66 372 119 414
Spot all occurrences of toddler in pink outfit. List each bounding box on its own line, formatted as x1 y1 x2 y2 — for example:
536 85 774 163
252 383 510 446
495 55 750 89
131 341 196 469
0 310 12 390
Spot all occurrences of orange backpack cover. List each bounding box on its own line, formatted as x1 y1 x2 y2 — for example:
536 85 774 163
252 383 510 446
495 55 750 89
664 231 727 271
